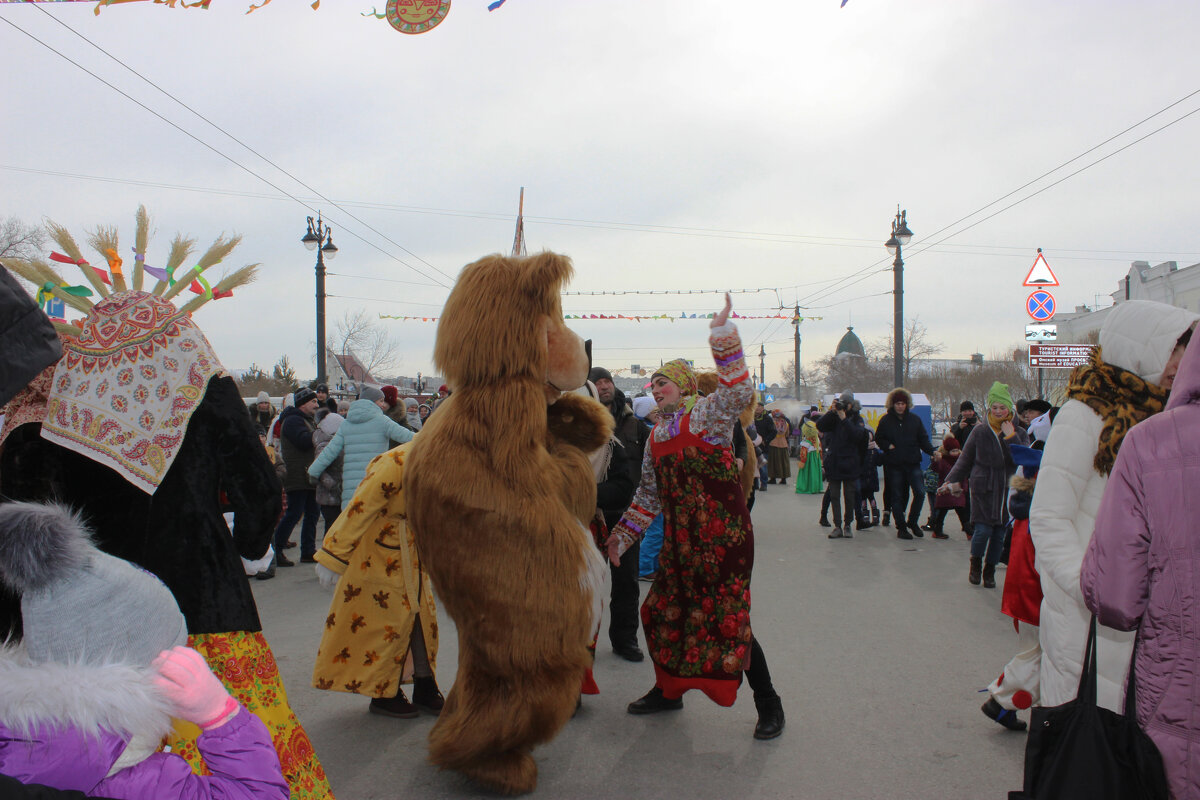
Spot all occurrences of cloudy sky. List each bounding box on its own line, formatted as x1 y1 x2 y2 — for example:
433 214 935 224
2 0 1198 388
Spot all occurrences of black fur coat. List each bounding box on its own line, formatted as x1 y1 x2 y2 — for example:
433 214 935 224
0 376 281 639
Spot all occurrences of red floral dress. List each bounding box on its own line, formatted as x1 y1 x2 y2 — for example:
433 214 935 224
612 322 754 707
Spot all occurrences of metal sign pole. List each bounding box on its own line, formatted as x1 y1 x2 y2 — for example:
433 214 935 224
1038 367 1044 400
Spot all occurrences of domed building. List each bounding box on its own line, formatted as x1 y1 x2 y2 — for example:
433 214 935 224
832 326 866 364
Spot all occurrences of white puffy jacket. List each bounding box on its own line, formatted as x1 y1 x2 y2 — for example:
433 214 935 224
1032 300 1199 710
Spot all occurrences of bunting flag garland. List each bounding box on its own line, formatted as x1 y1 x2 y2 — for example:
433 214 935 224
379 311 802 323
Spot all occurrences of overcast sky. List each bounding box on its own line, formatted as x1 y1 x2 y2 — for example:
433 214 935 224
2 0 1198 387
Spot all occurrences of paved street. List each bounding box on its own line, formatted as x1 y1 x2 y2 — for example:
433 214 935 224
253 483 1027 799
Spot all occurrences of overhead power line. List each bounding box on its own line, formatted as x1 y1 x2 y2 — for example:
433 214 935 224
5 8 452 288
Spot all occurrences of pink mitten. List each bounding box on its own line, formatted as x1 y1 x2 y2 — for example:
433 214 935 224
151 646 238 729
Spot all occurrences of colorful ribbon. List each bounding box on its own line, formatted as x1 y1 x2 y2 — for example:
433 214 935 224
104 248 124 278
36 281 93 307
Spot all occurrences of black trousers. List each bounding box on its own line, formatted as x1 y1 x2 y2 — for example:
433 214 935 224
745 637 777 699
933 506 971 533
610 540 641 648
826 479 858 527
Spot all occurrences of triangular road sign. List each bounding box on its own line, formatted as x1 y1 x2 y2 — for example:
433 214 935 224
1023 251 1059 287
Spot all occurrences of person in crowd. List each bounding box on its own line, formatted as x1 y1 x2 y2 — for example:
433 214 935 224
0 501 288 800
273 387 321 566
1016 398 1052 430
816 392 867 539
753 403 774 491
431 384 450 413
1081 332 1200 800
314 384 337 416
874 388 934 540
606 295 784 741
307 385 413 517
247 391 275 429
929 435 969 539
312 443 444 721
940 382 1029 586
311 410 345 537
380 385 408 427
950 400 979 445
920 460 939 532
404 397 423 431
589 366 643 663
794 410 824 495
418 403 432 424
856 428 882 529
630 396 665 580
766 410 792 485
1032 300 1198 713
979 443 1044 732
264 392 292 454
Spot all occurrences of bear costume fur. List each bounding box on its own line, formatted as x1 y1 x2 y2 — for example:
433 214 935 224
405 252 613 795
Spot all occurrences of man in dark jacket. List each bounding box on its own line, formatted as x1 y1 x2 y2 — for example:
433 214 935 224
816 392 868 539
753 404 776 489
874 387 934 540
272 387 321 566
950 401 979 446
590 367 643 661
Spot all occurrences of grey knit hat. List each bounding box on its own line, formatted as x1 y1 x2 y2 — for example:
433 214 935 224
359 385 385 403
0 502 187 667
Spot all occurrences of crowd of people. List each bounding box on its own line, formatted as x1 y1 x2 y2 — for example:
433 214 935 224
6 244 1200 798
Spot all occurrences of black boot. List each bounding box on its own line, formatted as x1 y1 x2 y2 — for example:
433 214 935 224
819 515 831 528
753 694 785 740
969 556 982 586
982 562 997 589
881 510 891 527
896 520 913 540
981 697 1026 731
871 508 880 526
369 688 419 718
412 676 445 715
907 516 923 538
627 687 683 715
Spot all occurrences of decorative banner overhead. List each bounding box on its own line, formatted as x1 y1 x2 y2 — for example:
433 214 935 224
379 312 805 323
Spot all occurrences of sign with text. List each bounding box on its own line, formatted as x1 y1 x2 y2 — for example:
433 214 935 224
1029 343 1096 369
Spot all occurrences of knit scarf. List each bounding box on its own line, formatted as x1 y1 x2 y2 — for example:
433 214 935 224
1066 346 1169 475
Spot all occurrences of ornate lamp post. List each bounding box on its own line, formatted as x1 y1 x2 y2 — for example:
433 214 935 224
884 207 913 388
302 212 338 386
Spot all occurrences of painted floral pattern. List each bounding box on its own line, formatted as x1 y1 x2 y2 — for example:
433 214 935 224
168 631 334 799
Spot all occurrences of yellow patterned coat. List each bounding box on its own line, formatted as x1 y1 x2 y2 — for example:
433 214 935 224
312 443 439 698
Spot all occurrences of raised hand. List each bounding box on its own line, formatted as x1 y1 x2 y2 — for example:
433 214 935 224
710 292 732 328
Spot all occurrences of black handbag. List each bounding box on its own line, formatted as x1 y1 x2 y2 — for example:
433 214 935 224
1010 616 1169 799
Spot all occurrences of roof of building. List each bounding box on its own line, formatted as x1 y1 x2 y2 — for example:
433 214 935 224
834 326 866 358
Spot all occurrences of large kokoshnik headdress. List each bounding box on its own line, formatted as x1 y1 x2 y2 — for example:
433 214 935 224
1 205 259 494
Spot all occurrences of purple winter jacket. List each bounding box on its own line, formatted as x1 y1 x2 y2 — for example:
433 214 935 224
0 708 287 800
1081 334 1200 800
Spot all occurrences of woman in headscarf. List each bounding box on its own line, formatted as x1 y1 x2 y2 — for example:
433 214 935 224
606 295 784 741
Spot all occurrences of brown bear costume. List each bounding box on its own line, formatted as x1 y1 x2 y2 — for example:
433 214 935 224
405 251 613 796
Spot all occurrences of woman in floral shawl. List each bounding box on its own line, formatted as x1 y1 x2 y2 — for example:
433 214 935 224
606 295 784 741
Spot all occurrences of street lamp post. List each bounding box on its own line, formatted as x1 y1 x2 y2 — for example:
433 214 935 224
758 344 767 402
302 212 338 386
884 207 913 388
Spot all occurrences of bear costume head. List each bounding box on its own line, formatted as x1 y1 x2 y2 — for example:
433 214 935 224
406 251 613 796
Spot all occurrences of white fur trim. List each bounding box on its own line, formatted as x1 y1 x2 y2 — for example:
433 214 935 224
0 647 174 741
576 522 608 636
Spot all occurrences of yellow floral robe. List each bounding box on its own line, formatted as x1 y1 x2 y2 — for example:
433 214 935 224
312 443 439 698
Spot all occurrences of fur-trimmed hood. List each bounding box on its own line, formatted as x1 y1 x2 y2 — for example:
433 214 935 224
0 646 173 741
886 387 913 412
1010 472 1037 495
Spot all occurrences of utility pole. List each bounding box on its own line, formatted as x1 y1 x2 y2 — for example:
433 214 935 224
793 304 801 398
885 208 913 388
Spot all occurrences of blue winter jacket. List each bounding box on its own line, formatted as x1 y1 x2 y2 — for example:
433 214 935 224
307 399 413 507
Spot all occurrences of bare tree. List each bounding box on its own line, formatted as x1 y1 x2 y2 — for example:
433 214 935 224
817 353 894 396
779 358 823 401
328 309 401 380
868 316 945 385
0 216 47 261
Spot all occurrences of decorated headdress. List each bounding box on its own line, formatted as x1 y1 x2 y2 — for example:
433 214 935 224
1 206 258 494
651 359 698 412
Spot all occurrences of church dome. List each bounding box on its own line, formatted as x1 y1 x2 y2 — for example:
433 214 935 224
834 326 866 358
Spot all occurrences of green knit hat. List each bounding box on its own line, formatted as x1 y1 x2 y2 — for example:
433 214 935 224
986 381 1014 417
